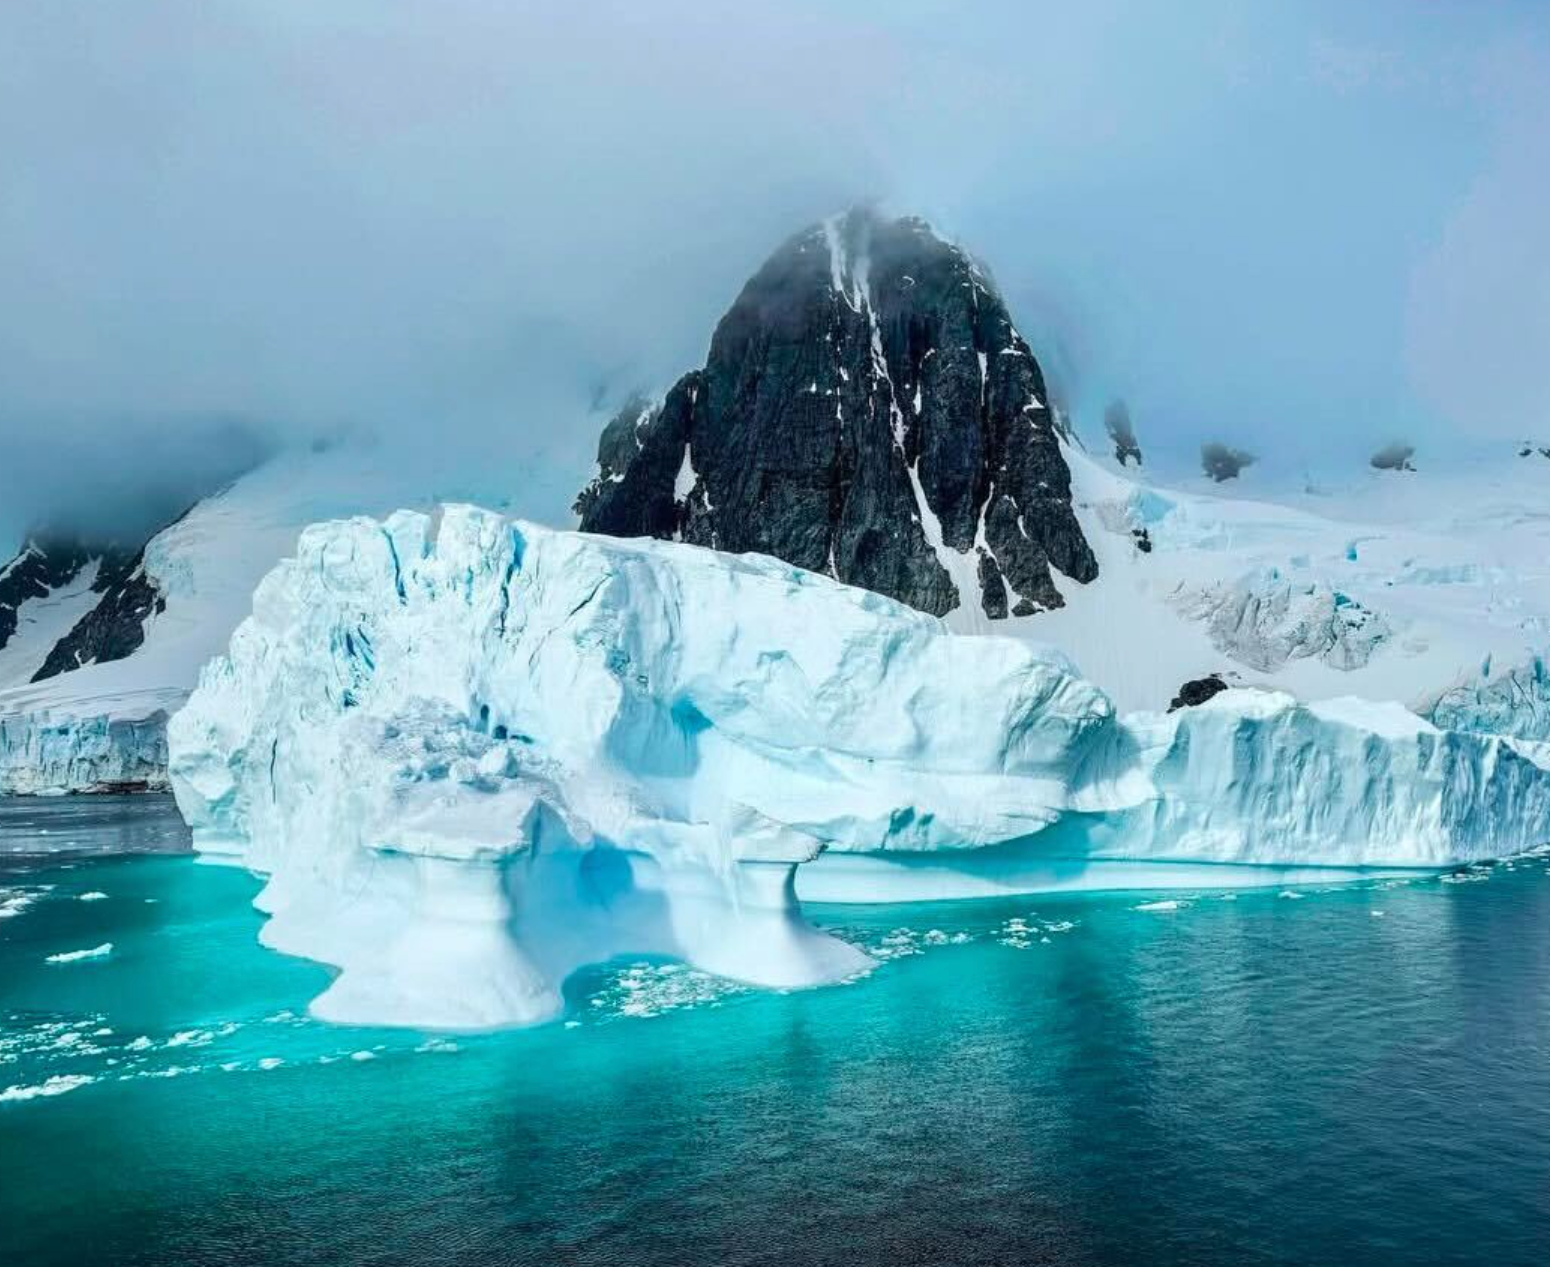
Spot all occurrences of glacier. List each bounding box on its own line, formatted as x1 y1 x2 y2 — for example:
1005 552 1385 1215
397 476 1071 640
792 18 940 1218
168 506 1550 1030
0 707 171 795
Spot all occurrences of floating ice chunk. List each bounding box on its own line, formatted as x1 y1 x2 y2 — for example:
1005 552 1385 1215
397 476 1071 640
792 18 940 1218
45 943 112 964
78 891 108 902
1134 899 1185 912
0 884 53 918
0 1074 94 1103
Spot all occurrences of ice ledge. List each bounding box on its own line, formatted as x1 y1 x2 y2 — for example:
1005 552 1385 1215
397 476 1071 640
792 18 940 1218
168 506 1550 1029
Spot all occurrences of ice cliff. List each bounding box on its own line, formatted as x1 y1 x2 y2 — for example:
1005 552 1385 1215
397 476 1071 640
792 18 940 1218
168 507 1550 1030
0 709 169 795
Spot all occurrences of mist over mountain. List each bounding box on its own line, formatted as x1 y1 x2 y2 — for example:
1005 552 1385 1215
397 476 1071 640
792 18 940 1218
3 1 1547 555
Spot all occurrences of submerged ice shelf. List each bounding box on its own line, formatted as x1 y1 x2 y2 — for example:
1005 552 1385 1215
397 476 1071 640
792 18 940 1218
168 507 1550 1029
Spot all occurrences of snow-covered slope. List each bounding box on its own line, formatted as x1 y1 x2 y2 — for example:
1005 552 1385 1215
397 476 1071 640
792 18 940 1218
983 443 1550 729
0 555 104 687
0 448 462 794
167 506 1550 1029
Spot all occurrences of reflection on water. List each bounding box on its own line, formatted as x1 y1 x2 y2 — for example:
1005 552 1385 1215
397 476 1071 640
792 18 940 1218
0 794 191 856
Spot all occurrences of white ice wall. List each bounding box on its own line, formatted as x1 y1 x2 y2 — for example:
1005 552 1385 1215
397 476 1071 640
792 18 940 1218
168 507 1550 1029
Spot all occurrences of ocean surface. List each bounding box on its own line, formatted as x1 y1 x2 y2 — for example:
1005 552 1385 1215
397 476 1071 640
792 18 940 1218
3 797 1549 1266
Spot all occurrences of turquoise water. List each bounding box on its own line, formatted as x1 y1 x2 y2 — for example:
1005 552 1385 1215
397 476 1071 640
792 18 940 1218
4 800 1550 1265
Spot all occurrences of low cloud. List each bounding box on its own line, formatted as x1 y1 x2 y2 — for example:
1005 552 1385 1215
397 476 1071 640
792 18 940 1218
2 1 1545 549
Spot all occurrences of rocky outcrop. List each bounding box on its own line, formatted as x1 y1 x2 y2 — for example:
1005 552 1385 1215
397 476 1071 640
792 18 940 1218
1370 443 1416 472
31 544 165 682
0 517 177 687
1104 399 1142 467
576 208 1097 619
0 535 104 654
1168 675 1227 711
1201 442 1255 482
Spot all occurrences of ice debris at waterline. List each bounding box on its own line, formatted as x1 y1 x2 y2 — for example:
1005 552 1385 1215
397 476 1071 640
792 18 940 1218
168 507 1550 1029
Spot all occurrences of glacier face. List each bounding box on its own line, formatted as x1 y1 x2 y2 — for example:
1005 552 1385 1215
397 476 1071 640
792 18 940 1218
168 507 1550 1029
1427 655 1550 742
0 708 170 795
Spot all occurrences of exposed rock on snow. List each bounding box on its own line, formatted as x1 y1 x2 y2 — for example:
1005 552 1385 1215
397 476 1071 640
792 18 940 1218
0 532 147 678
1201 442 1256 482
0 526 183 794
31 542 166 683
169 506 1550 1029
1168 675 1228 711
575 207 1097 619
1104 399 1142 467
1370 443 1416 472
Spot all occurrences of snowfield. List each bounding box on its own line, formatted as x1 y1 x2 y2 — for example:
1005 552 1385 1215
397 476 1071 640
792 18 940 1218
1013 444 1550 726
168 504 1550 1029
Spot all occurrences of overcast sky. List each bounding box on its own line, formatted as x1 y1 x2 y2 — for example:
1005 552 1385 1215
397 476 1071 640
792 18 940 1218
2 1 1547 550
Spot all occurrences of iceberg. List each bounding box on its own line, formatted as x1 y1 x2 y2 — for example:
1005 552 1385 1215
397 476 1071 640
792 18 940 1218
169 506 1550 1029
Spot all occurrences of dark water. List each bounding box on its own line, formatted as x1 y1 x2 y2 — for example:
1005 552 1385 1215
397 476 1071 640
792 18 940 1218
3 799 1550 1266
0 793 190 856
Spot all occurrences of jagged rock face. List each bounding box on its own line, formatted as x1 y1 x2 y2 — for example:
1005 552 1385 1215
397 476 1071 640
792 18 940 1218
0 535 96 653
576 209 1097 618
31 544 165 682
0 529 166 684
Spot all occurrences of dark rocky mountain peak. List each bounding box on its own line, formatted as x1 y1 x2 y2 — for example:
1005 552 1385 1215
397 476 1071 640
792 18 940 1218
576 208 1098 618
